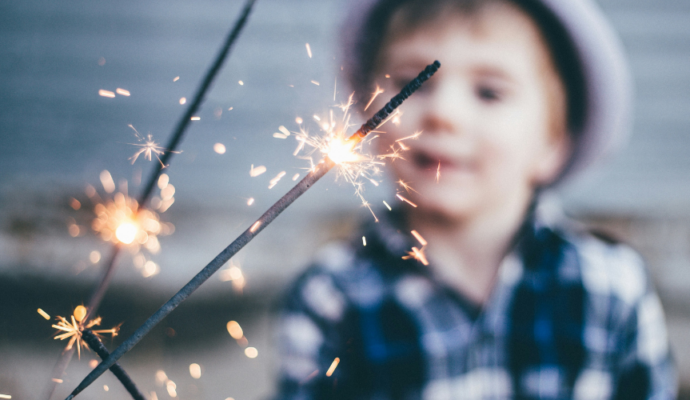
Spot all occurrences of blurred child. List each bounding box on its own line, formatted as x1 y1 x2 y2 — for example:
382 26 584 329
275 0 676 398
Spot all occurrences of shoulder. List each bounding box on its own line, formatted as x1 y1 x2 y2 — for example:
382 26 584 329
560 227 651 308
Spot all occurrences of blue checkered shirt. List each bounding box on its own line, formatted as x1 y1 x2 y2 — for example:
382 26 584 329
275 210 677 399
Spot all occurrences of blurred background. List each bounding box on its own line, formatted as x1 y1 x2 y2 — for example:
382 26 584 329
1 0 689 399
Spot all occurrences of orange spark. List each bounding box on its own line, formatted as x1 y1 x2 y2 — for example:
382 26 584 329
396 131 423 142
250 221 261 233
326 357 340 377
116 88 130 96
98 90 115 98
38 308 51 320
397 180 418 193
311 80 320 86
396 193 417 208
436 162 441 183
410 230 427 246
249 165 266 177
305 43 312 58
214 143 226 154
364 85 384 111
268 171 287 189
383 201 392 211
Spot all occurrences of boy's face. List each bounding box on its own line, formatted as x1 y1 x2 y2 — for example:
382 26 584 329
372 3 568 221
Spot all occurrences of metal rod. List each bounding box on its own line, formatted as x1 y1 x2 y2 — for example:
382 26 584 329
64 60 440 400
41 1 258 398
81 330 147 400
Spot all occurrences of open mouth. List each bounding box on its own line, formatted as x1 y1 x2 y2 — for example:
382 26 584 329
411 149 476 174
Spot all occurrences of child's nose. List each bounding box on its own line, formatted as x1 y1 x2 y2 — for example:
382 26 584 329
421 79 471 135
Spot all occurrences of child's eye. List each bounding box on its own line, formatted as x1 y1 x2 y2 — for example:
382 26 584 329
476 84 502 102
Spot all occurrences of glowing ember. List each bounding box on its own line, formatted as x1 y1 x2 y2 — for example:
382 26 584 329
397 179 418 193
70 198 81 210
364 85 384 111
158 174 169 189
227 321 243 339
142 260 160 278
383 200 392 211
191 116 200 121
166 380 177 397
268 171 286 189
189 363 201 379
245 347 258 358
250 221 261 233
103 385 109 392
326 357 340 377
305 43 312 58
173 76 180 82
273 132 288 139
155 370 168 386
250 165 266 177
238 80 244 85
214 143 226 154
179 97 186 105
52 379 63 383
116 88 130 96
74 306 87 322
292 173 300 181
396 193 417 208
0 394 11 399
89 250 101 264
100 170 116 193
98 90 115 98
38 308 51 320
295 117 303 124
247 197 255 206
362 237 367 246
410 230 427 246
311 80 320 86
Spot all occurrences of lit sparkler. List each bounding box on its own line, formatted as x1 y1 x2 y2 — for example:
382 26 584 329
50 306 120 359
63 61 440 400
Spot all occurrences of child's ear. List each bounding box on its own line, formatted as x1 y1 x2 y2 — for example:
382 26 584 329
532 131 570 186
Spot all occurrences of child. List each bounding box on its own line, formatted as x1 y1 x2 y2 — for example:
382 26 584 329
275 0 677 399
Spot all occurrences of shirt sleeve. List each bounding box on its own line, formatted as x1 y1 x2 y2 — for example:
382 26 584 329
613 281 677 400
274 267 349 400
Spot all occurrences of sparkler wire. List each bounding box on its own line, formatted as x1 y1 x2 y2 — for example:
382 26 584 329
81 330 147 400
42 1 257 399
64 60 440 400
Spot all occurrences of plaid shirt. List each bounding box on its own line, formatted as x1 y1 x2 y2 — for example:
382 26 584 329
275 210 677 400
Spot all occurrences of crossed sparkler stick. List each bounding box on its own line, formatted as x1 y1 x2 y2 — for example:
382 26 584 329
63 60 441 400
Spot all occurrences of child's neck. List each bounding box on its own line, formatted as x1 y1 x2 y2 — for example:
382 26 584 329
407 194 531 305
